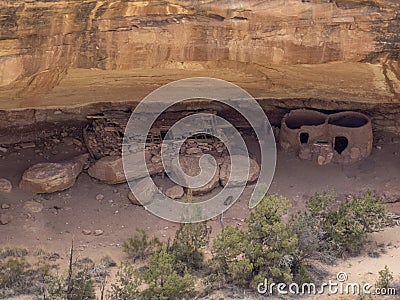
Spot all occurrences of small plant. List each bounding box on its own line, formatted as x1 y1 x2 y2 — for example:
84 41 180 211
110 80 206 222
0 257 51 298
42 243 95 300
292 191 388 258
106 261 140 300
100 255 116 268
210 195 304 290
141 247 195 300
123 229 162 262
376 265 393 290
171 222 211 273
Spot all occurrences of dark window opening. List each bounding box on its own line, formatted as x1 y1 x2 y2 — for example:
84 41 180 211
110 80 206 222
300 132 309 144
315 140 329 145
334 136 348 154
160 131 168 139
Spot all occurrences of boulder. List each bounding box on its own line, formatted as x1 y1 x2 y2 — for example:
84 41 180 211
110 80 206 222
0 213 11 225
128 190 141 206
19 154 88 194
0 178 12 193
88 156 126 184
23 201 44 213
382 180 400 203
127 177 157 206
165 185 184 199
170 155 220 195
220 155 260 187
90 154 163 184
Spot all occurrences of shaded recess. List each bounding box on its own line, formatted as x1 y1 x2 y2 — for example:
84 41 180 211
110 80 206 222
328 113 369 128
285 110 326 129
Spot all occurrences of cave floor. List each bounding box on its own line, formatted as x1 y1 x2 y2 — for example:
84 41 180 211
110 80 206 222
0 131 399 299
0 61 398 110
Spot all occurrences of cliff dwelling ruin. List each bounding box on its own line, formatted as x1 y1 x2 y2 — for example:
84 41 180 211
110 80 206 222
0 0 399 298
279 109 373 164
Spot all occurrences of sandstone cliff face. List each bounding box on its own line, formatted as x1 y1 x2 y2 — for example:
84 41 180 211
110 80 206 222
0 0 399 139
0 0 399 88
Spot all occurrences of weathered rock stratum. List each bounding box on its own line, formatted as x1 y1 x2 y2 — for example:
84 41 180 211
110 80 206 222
0 0 399 100
0 0 399 137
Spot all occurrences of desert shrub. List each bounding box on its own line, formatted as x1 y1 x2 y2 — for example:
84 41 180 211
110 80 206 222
123 229 162 262
69 267 95 300
325 192 387 255
246 195 302 287
100 255 116 268
42 273 67 300
170 222 211 273
39 245 95 300
293 191 388 258
291 192 343 260
0 247 28 259
376 265 393 290
106 261 140 300
210 225 252 288
141 247 195 300
42 265 95 300
210 195 305 290
0 257 51 298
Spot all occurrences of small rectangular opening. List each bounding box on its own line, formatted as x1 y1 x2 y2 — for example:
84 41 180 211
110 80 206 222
314 140 329 145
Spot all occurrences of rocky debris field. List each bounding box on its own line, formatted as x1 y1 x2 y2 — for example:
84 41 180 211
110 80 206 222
0 126 399 300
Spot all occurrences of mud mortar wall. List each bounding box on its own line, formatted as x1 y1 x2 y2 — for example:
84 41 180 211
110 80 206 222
280 110 373 163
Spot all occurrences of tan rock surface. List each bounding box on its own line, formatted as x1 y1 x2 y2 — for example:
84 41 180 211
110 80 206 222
88 156 126 184
19 154 89 194
164 185 184 200
0 178 12 193
219 155 260 187
170 155 220 195
0 0 398 109
89 154 164 184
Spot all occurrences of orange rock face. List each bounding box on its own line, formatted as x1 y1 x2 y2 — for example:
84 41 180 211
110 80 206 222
0 0 398 88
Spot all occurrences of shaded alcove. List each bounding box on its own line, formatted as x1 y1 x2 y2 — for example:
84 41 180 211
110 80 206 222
328 114 368 128
285 110 326 129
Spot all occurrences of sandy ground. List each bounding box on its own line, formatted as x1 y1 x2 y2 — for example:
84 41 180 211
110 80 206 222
0 132 399 299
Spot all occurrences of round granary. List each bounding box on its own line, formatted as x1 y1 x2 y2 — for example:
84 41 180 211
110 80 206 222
279 109 373 164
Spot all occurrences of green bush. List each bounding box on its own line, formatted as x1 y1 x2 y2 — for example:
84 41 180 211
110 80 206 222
141 247 195 300
69 267 95 300
0 257 51 298
107 261 140 300
293 191 388 258
210 225 251 288
170 222 211 273
42 264 95 300
123 229 162 262
246 195 301 287
376 265 393 290
210 195 305 290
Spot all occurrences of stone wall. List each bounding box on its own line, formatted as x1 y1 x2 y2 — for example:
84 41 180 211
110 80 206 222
0 98 398 145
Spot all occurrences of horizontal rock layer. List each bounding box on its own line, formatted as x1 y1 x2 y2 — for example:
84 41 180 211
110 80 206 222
0 0 399 141
0 0 399 98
